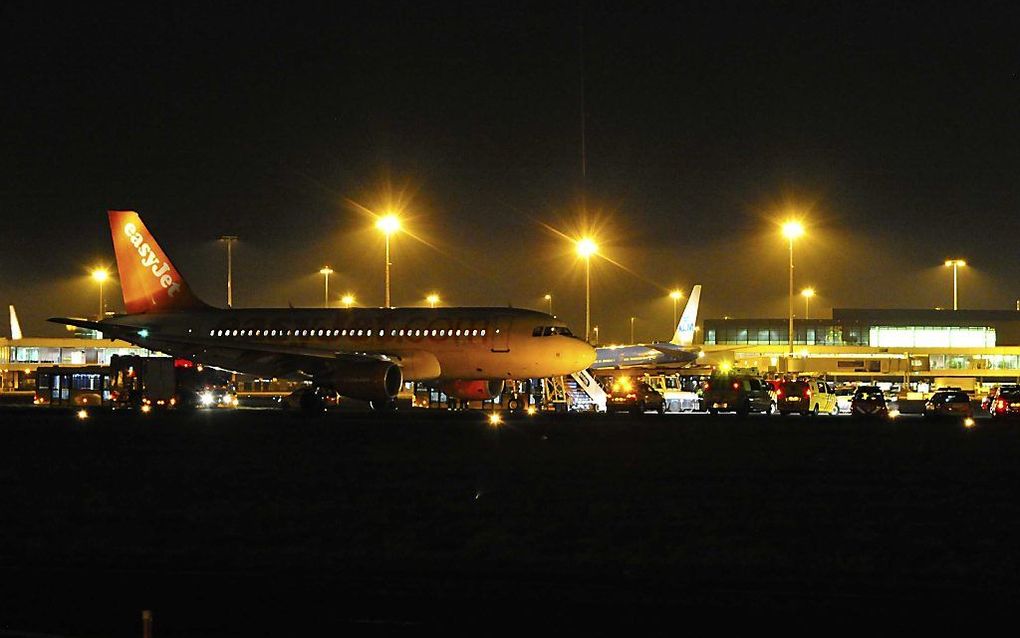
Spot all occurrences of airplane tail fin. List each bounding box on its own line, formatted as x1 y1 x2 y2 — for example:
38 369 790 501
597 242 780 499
108 210 209 314
670 285 701 347
9 305 23 340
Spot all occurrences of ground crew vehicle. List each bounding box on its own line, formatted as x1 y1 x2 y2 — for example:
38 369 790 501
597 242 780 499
703 374 774 416
645 374 700 412
606 377 666 415
777 378 838 416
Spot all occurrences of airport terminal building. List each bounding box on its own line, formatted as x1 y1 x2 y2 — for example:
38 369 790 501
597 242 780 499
701 308 1020 384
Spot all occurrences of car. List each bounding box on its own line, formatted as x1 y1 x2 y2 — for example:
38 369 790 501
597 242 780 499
982 384 1018 414
990 390 1020 419
776 378 838 416
606 377 665 415
924 389 973 418
835 387 856 414
850 386 888 418
703 374 774 416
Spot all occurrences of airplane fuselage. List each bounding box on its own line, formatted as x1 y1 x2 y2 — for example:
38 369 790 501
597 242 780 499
104 307 595 382
593 342 699 370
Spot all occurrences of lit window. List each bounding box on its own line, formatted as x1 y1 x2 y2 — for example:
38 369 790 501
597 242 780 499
390 330 396 336
471 329 478 336
271 330 276 336
415 330 422 337
318 329 324 336
302 330 309 336
481 330 486 336
399 329 405 336
232 330 239 336
455 329 461 336
439 329 445 336
255 330 261 336
357 330 364 336
341 329 347 336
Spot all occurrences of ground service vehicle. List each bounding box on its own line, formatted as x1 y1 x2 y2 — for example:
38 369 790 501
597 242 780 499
778 379 839 416
703 374 774 416
990 390 1020 419
924 390 973 418
645 374 699 412
835 387 856 414
851 386 888 418
606 377 666 415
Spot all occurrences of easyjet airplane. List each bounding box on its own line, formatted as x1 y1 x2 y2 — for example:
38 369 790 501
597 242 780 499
52 211 595 408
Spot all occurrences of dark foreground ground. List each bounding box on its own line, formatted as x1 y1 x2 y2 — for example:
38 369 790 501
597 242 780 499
1 406 1018 636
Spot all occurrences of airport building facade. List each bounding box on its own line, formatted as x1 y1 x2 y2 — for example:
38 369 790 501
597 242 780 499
700 309 1020 385
0 337 154 391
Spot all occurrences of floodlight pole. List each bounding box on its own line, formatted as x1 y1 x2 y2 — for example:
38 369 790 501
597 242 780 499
788 236 795 357
220 235 238 308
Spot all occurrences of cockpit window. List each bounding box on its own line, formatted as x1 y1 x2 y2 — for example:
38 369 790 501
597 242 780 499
532 326 575 337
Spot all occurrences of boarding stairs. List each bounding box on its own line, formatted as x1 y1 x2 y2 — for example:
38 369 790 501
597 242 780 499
567 369 607 412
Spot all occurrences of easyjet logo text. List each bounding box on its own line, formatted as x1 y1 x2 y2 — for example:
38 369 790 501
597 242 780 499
124 222 181 297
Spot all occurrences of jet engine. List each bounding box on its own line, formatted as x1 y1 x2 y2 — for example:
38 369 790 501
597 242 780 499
322 360 403 403
442 379 505 401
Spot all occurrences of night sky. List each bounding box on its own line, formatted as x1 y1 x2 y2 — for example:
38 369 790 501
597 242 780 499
2 2 1017 341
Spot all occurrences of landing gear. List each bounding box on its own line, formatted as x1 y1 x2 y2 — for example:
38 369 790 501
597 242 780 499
370 399 398 412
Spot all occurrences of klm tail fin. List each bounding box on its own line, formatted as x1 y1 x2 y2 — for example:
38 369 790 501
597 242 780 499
670 285 701 347
108 210 209 313
9 305 23 340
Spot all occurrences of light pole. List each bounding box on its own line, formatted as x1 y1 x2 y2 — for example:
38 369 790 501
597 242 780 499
576 237 597 342
544 293 553 315
426 293 440 309
219 235 238 307
782 221 804 356
630 316 635 343
801 287 815 320
91 269 109 320
944 259 966 311
341 294 355 309
375 214 401 307
669 289 683 328
319 267 333 308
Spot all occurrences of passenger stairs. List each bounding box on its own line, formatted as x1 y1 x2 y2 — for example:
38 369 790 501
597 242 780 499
567 369 607 412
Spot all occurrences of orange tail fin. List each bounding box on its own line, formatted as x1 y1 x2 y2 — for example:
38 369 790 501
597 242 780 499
108 210 209 313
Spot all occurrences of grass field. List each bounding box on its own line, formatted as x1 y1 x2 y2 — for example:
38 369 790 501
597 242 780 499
1 406 1018 635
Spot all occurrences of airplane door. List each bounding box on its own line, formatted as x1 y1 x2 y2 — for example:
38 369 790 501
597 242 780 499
490 316 511 353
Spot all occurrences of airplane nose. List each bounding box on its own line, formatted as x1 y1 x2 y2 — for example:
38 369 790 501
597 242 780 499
576 339 596 370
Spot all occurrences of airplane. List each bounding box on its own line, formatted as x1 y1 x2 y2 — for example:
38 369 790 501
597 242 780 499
51 211 596 409
591 285 703 370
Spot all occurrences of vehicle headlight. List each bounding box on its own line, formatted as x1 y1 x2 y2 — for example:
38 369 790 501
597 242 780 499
199 391 215 407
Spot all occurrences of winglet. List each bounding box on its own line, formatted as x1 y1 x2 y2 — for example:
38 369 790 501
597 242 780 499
108 211 208 313
670 285 701 347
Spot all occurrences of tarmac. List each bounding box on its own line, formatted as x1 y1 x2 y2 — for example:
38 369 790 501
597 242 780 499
0 406 1017 635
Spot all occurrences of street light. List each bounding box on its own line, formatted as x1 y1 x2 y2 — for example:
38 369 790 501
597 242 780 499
801 287 815 320
544 293 553 315
669 289 683 328
630 316 636 343
219 235 238 307
782 221 805 356
91 269 109 320
576 237 597 343
426 293 440 308
341 294 355 309
319 267 333 308
944 259 966 311
375 214 401 307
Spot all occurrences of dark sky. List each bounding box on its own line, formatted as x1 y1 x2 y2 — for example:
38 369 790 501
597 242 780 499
2 1 1018 341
